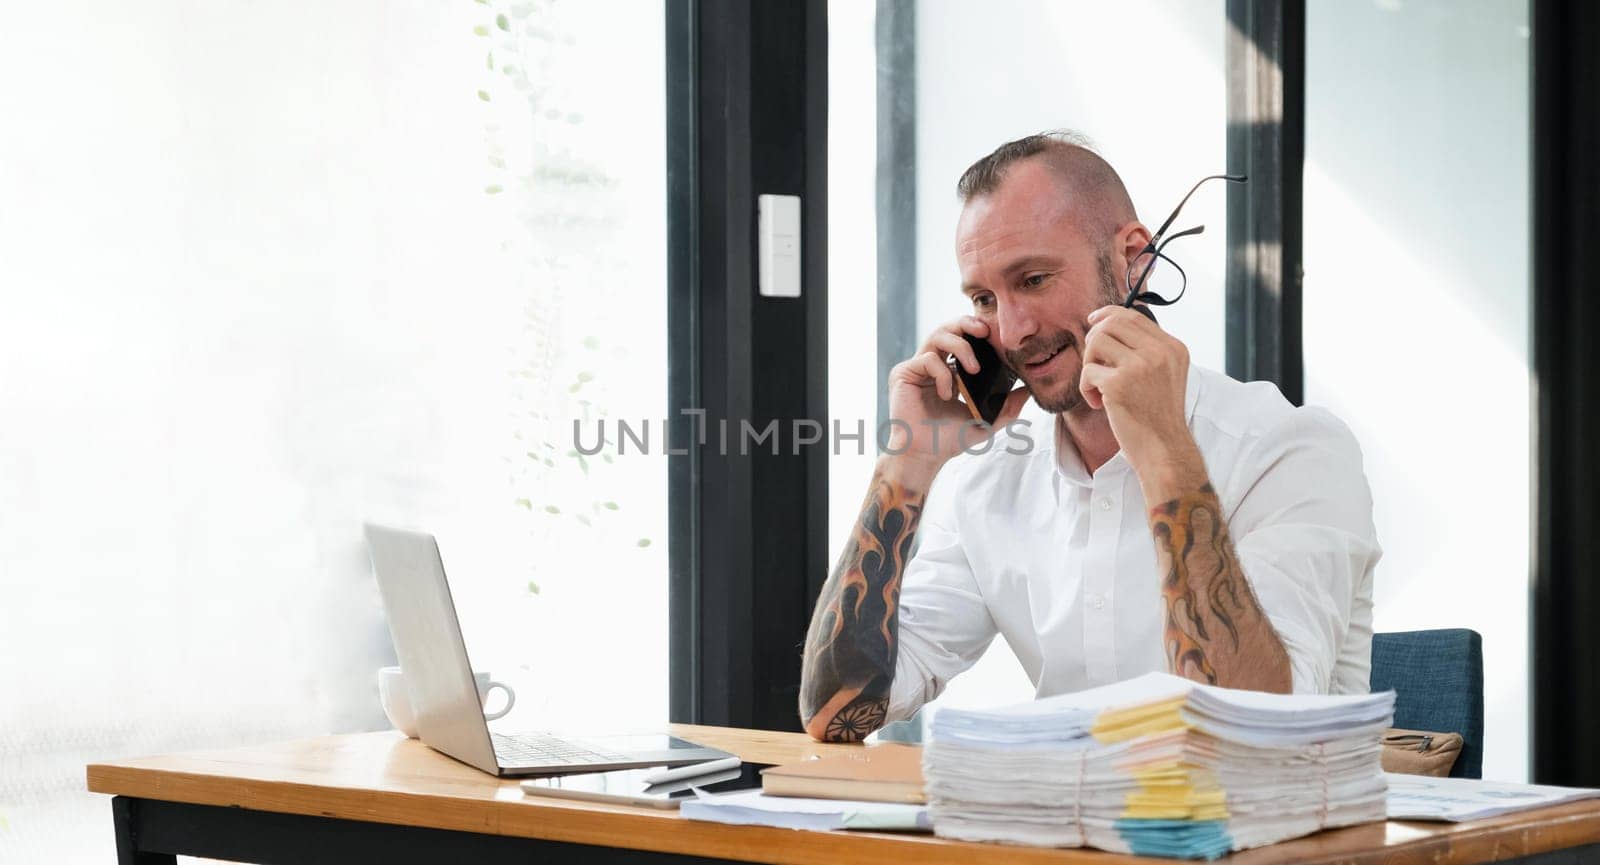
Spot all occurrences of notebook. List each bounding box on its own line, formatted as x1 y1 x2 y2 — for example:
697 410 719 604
760 743 926 804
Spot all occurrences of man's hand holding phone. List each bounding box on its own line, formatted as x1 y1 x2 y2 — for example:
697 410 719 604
883 316 1030 479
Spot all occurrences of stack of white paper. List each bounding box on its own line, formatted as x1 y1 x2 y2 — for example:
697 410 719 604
1385 774 1600 821
679 789 930 831
924 672 1395 860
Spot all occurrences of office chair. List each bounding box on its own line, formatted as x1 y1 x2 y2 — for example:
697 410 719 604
1369 628 1485 779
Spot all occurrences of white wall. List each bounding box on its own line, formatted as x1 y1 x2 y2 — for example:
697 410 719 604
1303 0 1531 781
0 2 666 861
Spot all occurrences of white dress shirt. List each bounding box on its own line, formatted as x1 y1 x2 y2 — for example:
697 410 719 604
886 364 1379 722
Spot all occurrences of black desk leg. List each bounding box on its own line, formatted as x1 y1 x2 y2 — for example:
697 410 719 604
112 797 177 865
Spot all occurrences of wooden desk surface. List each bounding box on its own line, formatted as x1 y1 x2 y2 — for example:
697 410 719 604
86 725 1600 865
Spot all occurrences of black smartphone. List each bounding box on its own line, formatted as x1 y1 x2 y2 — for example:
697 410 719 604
948 333 1019 425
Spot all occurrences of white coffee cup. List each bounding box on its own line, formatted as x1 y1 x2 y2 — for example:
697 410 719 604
378 666 516 738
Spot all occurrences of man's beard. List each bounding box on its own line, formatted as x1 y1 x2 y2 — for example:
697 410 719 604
1004 252 1122 414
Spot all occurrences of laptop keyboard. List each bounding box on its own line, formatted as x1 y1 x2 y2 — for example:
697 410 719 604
492 732 631 766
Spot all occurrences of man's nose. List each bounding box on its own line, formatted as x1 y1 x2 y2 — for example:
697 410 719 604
994 298 1039 352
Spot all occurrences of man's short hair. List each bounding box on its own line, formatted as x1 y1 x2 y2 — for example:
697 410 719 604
955 130 1138 247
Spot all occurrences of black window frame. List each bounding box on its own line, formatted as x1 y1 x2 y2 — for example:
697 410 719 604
667 0 829 732
1530 0 1600 787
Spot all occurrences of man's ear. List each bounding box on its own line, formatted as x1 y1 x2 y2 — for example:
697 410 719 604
1114 221 1154 273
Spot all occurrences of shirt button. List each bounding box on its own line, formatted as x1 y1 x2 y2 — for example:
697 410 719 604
1090 594 1106 610
1098 497 1113 512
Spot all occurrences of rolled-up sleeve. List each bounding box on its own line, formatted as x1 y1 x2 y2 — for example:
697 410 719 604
1227 408 1381 694
885 457 999 722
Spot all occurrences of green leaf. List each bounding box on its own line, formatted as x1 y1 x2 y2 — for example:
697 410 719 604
496 13 510 31
473 25 490 36
575 514 592 527
542 457 555 467
582 335 600 350
576 371 594 383
636 538 652 548
525 580 541 594
486 51 494 70
603 501 619 511
576 454 589 475
477 89 491 101
515 497 532 509
484 184 503 195
601 454 614 464
544 505 561 514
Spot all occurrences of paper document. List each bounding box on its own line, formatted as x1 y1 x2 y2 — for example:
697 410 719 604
679 789 930 832
926 672 1396 859
1385 773 1600 821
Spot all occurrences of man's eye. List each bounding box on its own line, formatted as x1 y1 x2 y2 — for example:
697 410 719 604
972 294 995 310
1023 273 1049 288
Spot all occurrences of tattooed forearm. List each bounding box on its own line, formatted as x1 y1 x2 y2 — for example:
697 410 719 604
1150 483 1291 693
799 463 926 741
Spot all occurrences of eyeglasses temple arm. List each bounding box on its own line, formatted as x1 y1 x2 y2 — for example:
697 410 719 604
1156 224 1206 253
1144 173 1248 250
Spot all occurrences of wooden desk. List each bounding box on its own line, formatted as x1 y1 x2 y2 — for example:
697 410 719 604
87 725 1600 865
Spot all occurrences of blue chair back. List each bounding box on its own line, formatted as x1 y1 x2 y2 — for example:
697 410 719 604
1369 629 1484 779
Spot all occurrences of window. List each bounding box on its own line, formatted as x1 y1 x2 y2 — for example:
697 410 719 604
0 2 667 860
1302 0 1530 780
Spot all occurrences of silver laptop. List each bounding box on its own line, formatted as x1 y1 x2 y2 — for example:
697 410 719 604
364 523 733 776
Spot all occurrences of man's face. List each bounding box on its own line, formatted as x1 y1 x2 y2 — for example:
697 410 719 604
956 159 1124 414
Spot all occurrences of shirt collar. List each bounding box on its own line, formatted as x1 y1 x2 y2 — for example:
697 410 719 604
1048 364 1206 488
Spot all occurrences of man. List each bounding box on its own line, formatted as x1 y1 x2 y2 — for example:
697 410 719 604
798 132 1378 743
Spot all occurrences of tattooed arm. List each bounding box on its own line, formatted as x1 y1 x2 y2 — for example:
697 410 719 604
799 456 934 742
1144 461 1292 693
801 313 1028 740
1078 305 1293 692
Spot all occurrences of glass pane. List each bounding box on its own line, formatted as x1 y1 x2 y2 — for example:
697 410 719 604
829 0 1229 717
1304 0 1530 779
0 1 667 860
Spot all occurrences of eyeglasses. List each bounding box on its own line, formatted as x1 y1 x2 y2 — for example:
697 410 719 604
1124 173 1248 319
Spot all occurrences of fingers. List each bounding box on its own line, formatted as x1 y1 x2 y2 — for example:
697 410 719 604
1085 305 1190 374
1082 326 1137 369
1087 304 1133 327
918 316 990 359
1086 305 1156 349
892 351 955 401
1080 362 1109 411
927 330 981 374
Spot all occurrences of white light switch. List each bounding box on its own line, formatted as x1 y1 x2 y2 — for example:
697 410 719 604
758 194 801 298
